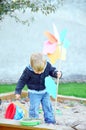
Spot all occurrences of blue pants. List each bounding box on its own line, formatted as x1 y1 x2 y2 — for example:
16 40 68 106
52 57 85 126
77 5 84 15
28 92 56 124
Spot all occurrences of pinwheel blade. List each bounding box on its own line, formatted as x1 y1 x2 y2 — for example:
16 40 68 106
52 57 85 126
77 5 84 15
53 23 60 43
44 31 58 44
43 41 57 54
47 46 61 64
60 29 67 42
45 76 57 99
63 39 70 48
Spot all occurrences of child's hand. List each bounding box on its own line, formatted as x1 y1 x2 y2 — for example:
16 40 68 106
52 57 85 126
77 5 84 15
57 71 62 78
15 94 21 100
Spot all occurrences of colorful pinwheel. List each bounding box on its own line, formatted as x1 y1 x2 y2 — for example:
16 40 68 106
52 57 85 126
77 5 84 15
43 24 70 64
43 24 70 105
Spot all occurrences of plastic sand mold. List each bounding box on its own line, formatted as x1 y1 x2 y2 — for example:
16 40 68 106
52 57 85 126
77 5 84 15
14 105 24 120
20 119 41 126
5 103 16 119
56 109 62 115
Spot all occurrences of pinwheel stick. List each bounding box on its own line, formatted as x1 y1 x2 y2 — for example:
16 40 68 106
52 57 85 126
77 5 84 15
54 44 62 117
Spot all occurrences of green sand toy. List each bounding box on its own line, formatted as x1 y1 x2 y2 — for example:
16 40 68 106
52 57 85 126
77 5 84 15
20 118 41 126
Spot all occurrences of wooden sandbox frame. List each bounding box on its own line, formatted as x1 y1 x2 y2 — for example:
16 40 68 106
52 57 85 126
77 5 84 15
0 119 50 130
0 91 86 103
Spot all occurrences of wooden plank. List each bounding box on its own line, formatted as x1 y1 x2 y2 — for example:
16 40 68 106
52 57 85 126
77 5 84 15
0 124 50 130
0 92 86 103
0 91 28 100
0 119 50 130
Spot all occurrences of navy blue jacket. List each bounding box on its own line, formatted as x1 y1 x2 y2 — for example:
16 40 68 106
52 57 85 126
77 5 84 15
15 62 58 95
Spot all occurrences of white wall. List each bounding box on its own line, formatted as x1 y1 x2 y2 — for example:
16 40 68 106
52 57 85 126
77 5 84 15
0 1 86 83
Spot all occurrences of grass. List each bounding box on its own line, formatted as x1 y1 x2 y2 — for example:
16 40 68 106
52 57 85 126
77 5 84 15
0 82 86 98
59 82 86 98
0 84 27 93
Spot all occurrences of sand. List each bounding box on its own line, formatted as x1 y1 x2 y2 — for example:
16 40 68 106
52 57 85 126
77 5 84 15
0 97 86 130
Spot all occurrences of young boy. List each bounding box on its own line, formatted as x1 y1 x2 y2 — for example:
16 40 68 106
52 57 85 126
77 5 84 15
15 53 62 124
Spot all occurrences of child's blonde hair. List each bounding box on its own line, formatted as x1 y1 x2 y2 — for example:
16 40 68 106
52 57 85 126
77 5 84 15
30 53 46 73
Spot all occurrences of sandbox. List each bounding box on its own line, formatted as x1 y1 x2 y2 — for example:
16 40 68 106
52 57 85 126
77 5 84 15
0 91 86 130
